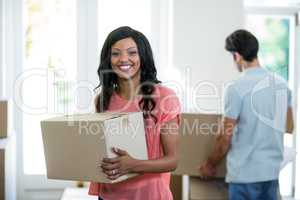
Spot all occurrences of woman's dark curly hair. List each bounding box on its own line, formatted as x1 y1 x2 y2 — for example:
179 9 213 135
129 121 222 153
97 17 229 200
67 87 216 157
95 26 161 122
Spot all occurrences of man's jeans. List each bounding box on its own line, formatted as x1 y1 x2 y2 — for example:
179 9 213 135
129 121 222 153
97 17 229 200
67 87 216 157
229 180 279 200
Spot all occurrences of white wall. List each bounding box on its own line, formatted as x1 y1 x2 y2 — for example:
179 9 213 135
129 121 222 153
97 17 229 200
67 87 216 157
0 0 4 98
166 0 244 113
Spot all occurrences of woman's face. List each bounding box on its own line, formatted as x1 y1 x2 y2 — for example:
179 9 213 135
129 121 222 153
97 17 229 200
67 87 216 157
110 37 141 80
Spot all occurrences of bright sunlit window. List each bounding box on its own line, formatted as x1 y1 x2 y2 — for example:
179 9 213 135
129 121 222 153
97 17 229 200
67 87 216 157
23 0 77 175
246 15 290 80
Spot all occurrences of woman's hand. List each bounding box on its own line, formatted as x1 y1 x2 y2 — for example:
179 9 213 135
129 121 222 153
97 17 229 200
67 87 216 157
101 147 138 180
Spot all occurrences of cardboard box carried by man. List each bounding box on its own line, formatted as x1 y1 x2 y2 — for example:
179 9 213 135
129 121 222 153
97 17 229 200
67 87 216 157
174 113 226 177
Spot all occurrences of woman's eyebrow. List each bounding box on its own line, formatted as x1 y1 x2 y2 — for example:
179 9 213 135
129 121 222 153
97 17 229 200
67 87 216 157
127 47 138 50
111 48 121 51
111 46 137 51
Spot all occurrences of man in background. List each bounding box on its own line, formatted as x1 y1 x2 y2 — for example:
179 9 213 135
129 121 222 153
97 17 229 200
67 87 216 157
200 29 294 200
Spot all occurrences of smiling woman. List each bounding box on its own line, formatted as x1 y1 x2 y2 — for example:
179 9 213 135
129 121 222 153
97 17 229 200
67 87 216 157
90 26 181 200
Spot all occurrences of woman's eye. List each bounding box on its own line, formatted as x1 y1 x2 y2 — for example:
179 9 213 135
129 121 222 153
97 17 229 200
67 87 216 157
128 51 137 56
111 52 120 57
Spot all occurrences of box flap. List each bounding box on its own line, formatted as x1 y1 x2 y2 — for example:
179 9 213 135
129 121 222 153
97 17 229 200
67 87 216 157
42 112 129 122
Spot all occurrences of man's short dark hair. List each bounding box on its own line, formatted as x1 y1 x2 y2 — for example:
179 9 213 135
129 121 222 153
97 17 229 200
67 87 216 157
225 29 259 62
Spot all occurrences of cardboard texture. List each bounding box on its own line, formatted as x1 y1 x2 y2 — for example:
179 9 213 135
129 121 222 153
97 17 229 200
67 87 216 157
173 113 226 177
190 177 228 200
170 175 182 200
0 101 7 138
41 112 148 183
0 150 4 200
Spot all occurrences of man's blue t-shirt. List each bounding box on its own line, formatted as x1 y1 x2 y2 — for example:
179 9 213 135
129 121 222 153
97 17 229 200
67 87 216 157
224 67 292 183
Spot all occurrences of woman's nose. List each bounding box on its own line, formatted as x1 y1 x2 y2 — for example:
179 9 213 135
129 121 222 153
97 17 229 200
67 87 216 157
120 52 129 62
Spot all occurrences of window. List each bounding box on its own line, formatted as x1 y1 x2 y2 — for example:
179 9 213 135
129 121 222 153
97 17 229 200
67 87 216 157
246 15 290 80
23 0 77 175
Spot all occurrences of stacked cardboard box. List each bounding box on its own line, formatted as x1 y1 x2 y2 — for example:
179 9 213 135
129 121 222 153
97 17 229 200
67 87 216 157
41 112 148 183
0 100 8 200
0 101 7 138
189 177 228 200
0 149 4 200
0 136 17 200
170 176 228 200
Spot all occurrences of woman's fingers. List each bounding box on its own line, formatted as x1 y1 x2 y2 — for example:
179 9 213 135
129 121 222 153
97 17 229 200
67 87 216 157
102 157 120 164
107 173 121 180
102 168 125 180
101 162 121 171
106 169 129 180
103 168 119 175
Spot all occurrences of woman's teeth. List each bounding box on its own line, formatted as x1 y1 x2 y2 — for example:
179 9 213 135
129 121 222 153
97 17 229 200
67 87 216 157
119 65 131 71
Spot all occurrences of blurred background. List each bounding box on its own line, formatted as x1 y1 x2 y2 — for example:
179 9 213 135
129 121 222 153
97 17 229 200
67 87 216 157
0 0 299 199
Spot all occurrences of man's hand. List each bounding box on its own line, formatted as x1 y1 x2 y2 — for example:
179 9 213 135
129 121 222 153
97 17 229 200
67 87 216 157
199 160 217 179
198 117 236 179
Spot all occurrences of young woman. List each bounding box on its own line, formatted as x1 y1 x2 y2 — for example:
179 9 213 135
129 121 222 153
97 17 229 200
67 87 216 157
89 26 181 200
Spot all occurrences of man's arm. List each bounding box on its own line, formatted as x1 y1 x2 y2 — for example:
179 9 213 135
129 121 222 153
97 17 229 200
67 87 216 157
200 85 240 177
206 117 237 167
286 106 294 134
